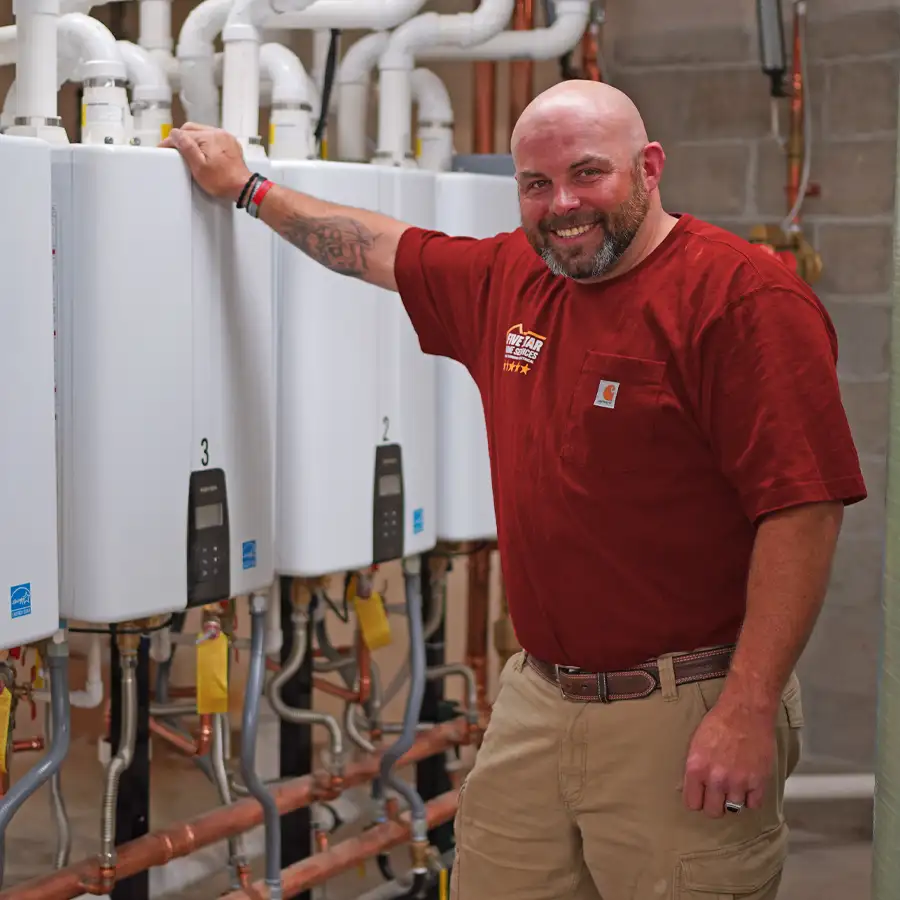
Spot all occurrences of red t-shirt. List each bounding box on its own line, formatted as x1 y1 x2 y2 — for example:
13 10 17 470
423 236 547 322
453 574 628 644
394 213 867 671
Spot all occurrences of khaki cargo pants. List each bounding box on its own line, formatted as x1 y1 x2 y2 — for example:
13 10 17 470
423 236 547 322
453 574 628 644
450 650 803 900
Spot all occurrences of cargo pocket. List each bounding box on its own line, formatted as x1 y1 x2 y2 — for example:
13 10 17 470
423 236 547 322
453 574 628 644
675 823 788 899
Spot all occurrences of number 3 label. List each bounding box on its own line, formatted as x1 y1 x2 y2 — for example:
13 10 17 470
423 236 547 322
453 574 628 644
200 438 209 467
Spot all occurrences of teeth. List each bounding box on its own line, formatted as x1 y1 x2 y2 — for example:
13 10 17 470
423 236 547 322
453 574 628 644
554 224 593 238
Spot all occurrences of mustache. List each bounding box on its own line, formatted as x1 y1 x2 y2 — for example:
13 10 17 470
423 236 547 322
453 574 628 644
539 213 606 234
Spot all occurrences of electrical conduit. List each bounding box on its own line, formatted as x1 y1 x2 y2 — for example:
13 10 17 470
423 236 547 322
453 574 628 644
0 635 71 888
375 0 514 164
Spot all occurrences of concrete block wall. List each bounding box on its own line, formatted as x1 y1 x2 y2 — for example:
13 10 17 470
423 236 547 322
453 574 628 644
607 1 897 769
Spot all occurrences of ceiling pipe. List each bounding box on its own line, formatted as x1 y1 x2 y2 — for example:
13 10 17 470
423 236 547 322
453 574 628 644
116 39 172 146
138 0 172 66
11 0 64 137
261 0 428 32
375 0 515 166
221 0 319 150
416 0 588 61
335 31 388 163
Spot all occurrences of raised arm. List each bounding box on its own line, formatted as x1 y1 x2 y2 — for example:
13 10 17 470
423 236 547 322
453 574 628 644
161 123 408 291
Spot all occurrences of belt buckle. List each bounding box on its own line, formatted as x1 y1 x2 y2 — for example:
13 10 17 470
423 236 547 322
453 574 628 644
555 665 610 703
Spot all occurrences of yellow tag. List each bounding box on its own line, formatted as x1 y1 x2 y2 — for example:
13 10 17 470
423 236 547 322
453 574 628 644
196 634 230 714
320 138 328 160
33 648 45 689
439 868 448 900
353 591 392 651
80 104 86 129
160 123 172 141
415 137 422 159
0 687 11 774
269 121 276 147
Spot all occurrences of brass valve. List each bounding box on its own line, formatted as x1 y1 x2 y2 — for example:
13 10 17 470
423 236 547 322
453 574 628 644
748 224 822 287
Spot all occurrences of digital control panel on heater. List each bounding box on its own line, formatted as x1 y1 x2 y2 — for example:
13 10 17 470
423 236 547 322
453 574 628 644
187 469 231 604
373 444 404 564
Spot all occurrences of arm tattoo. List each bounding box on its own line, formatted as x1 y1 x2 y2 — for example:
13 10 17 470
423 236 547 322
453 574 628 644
280 213 381 279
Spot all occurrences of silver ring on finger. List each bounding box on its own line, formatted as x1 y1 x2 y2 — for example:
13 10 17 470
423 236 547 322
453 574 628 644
724 800 745 814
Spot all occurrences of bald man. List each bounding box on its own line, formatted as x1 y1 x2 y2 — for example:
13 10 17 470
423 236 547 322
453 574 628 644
162 80 865 900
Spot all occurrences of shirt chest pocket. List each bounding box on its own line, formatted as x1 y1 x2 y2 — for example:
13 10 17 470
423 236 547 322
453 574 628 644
559 352 667 474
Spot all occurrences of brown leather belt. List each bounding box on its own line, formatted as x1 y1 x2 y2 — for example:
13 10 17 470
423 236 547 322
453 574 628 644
526 646 734 703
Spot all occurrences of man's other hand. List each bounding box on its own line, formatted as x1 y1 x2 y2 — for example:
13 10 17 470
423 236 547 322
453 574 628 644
682 702 777 818
160 123 252 204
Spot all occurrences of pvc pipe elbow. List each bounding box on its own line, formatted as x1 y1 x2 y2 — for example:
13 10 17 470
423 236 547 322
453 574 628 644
337 31 389 86
259 41 307 106
117 39 171 103
59 13 126 81
380 12 440 70
410 68 452 124
0 25 17 66
175 0 231 59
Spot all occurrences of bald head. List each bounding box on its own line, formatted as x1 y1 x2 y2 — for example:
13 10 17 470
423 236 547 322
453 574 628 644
510 81 666 282
511 81 649 164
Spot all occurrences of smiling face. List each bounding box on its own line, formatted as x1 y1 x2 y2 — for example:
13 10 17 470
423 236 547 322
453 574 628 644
511 85 664 282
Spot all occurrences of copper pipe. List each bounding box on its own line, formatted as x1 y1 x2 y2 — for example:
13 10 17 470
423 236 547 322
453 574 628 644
466 544 493 717
11 737 44 753
786 3 803 224
474 62 496 153
0 718 470 900
149 714 213 757
581 27 601 81
357 641 371 706
220 791 460 900
312 678 358 703
508 0 534 127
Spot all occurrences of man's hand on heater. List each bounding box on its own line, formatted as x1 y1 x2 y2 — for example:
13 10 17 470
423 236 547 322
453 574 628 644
161 123 252 204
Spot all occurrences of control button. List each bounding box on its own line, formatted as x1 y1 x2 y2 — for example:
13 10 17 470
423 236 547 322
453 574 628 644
201 569 209 579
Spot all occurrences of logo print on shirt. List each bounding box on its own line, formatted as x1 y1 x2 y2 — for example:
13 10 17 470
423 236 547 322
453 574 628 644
503 324 547 375
594 380 619 409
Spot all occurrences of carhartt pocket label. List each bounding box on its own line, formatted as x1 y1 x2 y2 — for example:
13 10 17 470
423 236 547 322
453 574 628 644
594 380 619 408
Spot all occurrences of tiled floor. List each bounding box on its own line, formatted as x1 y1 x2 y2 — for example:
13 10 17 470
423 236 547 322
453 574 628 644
0 730 875 900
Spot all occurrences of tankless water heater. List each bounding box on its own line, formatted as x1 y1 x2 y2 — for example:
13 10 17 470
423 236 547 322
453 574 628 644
0 136 60 648
54 144 194 623
376 167 437 559
434 172 519 542
188 155 276 606
272 161 437 577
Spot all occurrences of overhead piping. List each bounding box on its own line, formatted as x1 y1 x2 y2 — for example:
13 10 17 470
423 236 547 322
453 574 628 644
262 0 429 32
410 67 453 172
375 0 515 165
508 0 533 127
335 31 389 162
416 0 588 61
260 41 314 159
116 39 171 146
175 0 231 126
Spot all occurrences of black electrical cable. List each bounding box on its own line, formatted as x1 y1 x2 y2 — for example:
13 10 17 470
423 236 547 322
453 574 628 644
314 28 342 156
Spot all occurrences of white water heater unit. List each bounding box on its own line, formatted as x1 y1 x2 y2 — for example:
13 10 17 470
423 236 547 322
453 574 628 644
273 161 437 577
0 136 60 648
434 172 519 542
54 144 194 623
188 153 276 606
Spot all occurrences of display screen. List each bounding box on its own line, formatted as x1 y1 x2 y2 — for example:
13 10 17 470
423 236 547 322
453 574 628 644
195 502 223 530
379 474 401 497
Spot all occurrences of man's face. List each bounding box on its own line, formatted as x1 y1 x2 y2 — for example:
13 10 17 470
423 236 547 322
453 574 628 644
514 126 651 281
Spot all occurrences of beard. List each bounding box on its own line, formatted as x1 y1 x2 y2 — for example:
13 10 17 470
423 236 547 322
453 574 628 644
525 170 651 281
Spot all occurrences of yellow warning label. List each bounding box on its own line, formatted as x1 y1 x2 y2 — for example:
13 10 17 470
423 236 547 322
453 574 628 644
160 123 172 141
353 591 392 651
0 687 11 774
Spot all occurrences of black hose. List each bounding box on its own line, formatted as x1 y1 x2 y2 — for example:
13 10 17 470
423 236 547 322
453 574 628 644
314 28 341 156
